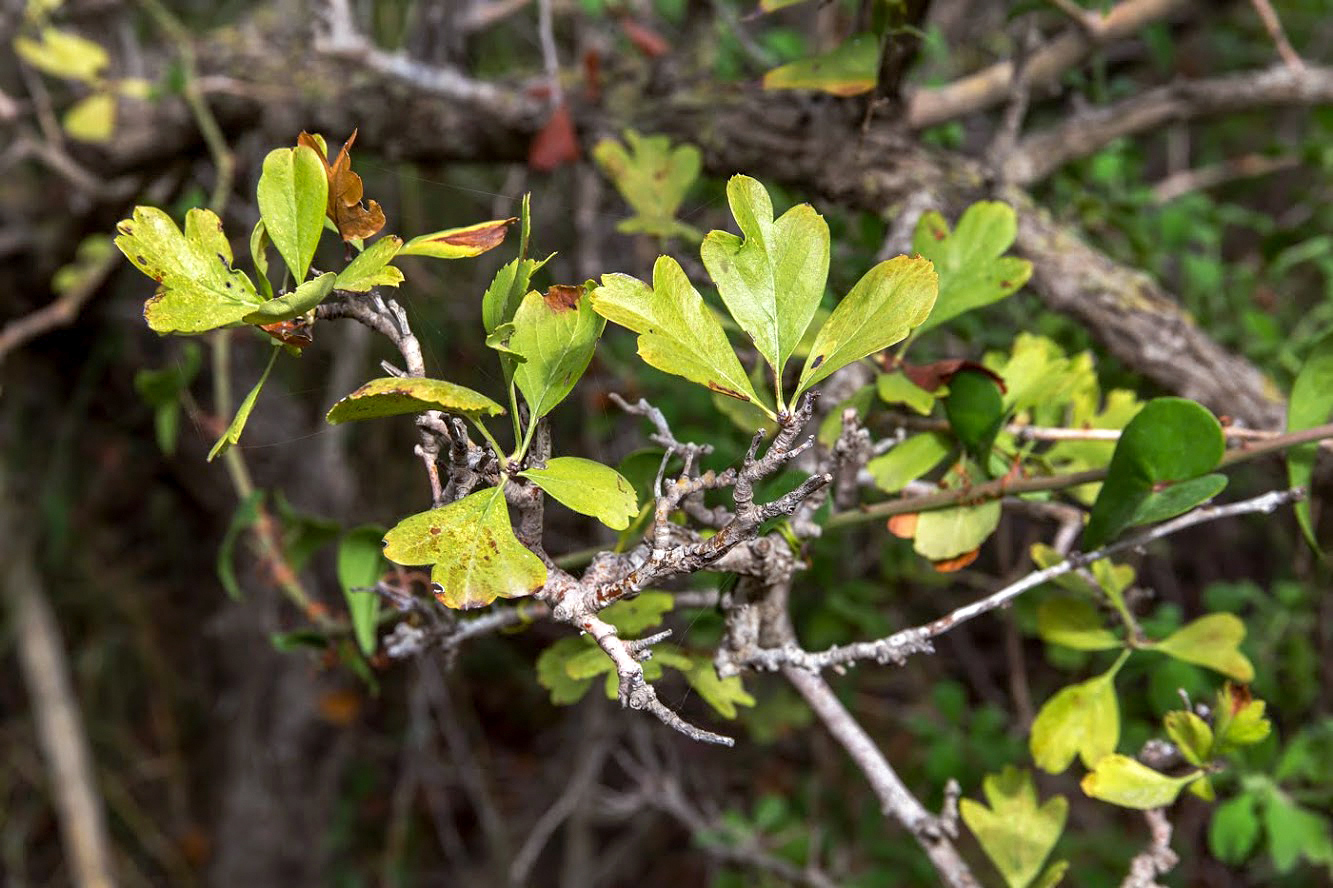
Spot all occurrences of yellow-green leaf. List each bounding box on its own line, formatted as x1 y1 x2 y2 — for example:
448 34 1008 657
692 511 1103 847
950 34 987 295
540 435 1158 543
1037 596 1121 651
1164 710 1214 767
243 272 336 324
15 27 108 83
866 432 952 494
912 201 1032 335
959 766 1067 888
208 346 279 461
1151 613 1254 682
62 91 114 142
326 376 505 424
762 33 879 97
913 499 1000 562
876 370 936 415
1081 755 1201 810
510 286 606 419
794 256 937 398
256 145 328 282
400 218 515 259
335 235 403 292
593 130 702 240
1030 659 1124 773
520 457 638 531
337 525 386 656
115 206 263 334
382 487 546 610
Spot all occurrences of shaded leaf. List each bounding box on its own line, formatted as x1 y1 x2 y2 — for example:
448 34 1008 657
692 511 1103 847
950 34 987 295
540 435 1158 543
335 235 403 291
681 659 755 719
762 32 878 97
1209 794 1261 864
529 103 580 171
243 272 336 324
15 27 107 82
510 286 606 418
700 175 830 381
217 490 264 600
794 256 937 398
959 766 1067 888
592 257 765 409
250 220 273 300
1030 661 1123 773
1081 755 1201 809
1287 332 1333 549
536 635 597 704
1151 613 1254 682
327 376 504 424
944 368 1005 465
1037 597 1120 651
601 590 675 635
1127 473 1227 528
257 145 328 282
299 130 386 241
1262 791 1333 873
1164 710 1214 766
913 202 1033 335
62 91 114 142
866 432 952 493
876 370 936 415
133 341 202 455
208 346 279 461
520 457 638 530
593 130 702 240
400 218 515 259
115 206 263 333
338 525 386 656
382 487 547 609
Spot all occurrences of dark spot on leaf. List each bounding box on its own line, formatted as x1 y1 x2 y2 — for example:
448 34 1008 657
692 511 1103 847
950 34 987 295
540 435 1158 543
1000 280 1012 288
810 354 825 369
225 282 232 289
136 255 147 264
543 285 582 312
707 382 750 402
439 218 517 251
429 526 441 535
118 223 132 234
932 227 946 241
380 538 389 548
218 253 229 266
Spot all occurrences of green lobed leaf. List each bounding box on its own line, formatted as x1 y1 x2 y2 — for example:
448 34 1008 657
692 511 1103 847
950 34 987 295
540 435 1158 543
510 286 606 419
876 370 936 415
338 525 386 656
520 457 638 531
256 145 328 282
699 175 830 383
1030 659 1123 773
592 130 703 240
15 27 108 83
326 376 505 424
681 659 756 719
912 202 1033 335
62 91 114 142
1080 755 1201 810
866 432 952 493
959 766 1067 888
115 206 264 334
335 235 404 292
1262 791 1333 873
208 346 279 461
1037 596 1121 651
242 272 336 324
382 487 547 610
217 490 265 600
1151 613 1254 682
592 257 766 410
536 635 597 704
400 218 515 259
794 256 937 398
944 368 1005 466
1208 794 1261 864
1164 710 1214 767
762 32 879 96
1083 397 1224 549
1287 332 1333 550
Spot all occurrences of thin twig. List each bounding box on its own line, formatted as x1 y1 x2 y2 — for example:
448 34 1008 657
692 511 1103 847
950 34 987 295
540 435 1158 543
1248 0 1304 71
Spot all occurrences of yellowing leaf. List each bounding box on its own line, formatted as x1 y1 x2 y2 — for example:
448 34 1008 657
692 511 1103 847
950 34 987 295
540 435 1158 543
521 457 638 531
243 272 336 324
115 206 263 334
1151 613 1254 682
1081 755 1201 810
1030 659 1124 773
509 286 606 419
15 27 107 83
382 487 546 610
959 766 1067 888
913 202 1032 335
913 499 1000 562
62 91 114 142
592 257 766 410
794 256 937 398
762 33 879 97
400 218 516 259
326 376 505 424
335 235 403 292
1037 596 1121 651
593 130 702 240
700 175 830 383
257 145 329 282
1164 710 1214 767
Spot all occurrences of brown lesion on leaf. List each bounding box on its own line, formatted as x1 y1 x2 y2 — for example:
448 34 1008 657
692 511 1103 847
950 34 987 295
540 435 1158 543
543 284 582 312
437 218 517 252
707 382 751 402
298 129 386 242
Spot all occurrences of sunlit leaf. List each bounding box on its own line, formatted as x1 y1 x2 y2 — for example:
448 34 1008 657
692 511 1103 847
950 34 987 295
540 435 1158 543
762 32 879 97
794 256 937 398
256 145 328 282
208 346 279 461
1164 710 1214 766
335 235 403 291
1030 660 1123 773
400 218 515 259
592 257 766 410
510 285 606 418
1081 755 1201 809
382 487 546 609
326 376 504 424
913 500 1000 563
520 457 638 530
1150 613 1254 682
15 27 107 83
700 175 830 382
298 130 386 241
913 202 1033 335
243 272 336 324
866 432 952 493
959 766 1067 888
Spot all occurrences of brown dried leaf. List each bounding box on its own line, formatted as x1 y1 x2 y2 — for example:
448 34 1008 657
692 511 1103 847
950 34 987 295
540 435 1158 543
543 284 582 312
887 513 918 539
901 359 1006 394
932 548 981 572
299 129 385 242
529 104 580 172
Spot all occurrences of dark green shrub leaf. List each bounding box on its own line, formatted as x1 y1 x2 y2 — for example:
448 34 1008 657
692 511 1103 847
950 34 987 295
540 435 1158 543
1127 473 1227 528
218 490 265 600
944 368 1005 464
1209 793 1261 863
338 525 386 655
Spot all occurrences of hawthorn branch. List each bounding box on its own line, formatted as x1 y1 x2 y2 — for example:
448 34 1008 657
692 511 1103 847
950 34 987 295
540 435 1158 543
1121 808 1179 888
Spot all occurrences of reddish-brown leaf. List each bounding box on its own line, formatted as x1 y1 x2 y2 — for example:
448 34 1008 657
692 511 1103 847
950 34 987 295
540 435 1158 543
887 513 918 539
901 359 1006 394
259 317 314 349
543 285 582 312
529 104 580 171
619 16 671 57
582 48 602 101
299 129 385 242
932 548 980 572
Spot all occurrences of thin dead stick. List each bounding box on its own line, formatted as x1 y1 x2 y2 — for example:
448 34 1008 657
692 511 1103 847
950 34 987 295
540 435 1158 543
1249 0 1304 71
